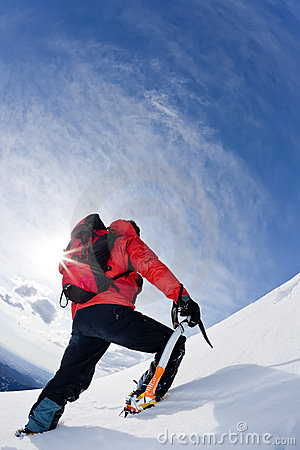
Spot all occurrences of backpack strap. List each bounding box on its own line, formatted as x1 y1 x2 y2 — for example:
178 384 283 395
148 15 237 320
112 270 133 281
59 288 68 308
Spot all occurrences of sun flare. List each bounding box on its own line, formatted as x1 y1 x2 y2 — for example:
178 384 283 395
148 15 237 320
32 235 66 277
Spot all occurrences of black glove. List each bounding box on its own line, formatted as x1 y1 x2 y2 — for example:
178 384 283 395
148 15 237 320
178 295 201 327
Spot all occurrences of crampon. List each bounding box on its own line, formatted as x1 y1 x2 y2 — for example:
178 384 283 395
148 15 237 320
120 391 163 417
15 428 38 437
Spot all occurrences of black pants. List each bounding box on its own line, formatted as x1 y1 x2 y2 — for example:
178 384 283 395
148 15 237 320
27 304 185 432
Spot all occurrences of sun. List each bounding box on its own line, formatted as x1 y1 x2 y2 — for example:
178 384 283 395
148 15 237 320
31 234 66 278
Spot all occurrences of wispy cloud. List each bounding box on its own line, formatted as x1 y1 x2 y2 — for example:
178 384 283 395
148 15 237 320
0 289 24 311
0 277 151 373
0 30 270 310
1 0 293 371
14 285 38 298
0 277 69 370
1 278 57 324
30 299 57 324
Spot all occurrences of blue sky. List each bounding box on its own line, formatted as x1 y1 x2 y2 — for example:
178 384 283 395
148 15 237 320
0 0 299 371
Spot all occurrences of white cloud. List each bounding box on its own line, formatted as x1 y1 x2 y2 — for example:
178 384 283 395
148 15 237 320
0 289 24 310
14 285 38 298
0 35 270 315
0 3 281 350
0 0 298 378
1 278 57 324
0 279 68 371
31 298 56 324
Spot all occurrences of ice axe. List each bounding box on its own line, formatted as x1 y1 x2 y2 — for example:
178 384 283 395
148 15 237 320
143 301 213 401
172 300 213 348
120 312 192 417
121 300 213 416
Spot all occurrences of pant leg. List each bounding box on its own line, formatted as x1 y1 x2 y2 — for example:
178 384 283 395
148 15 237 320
135 335 186 398
26 304 186 432
104 308 186 398
76 304 177 353
77 304 186 398
26 334 110 433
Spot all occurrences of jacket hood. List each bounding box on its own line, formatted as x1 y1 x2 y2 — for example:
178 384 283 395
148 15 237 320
109 219 138 238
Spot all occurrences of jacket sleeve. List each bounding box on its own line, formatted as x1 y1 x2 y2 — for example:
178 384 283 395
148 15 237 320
126 234 189 303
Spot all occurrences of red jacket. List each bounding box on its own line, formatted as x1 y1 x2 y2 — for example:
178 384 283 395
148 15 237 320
63 219 189 319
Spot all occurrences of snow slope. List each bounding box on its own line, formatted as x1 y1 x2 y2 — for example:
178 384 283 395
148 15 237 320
1 273 300 449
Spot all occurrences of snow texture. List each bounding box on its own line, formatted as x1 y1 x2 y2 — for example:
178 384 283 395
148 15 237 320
0 273 299 449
